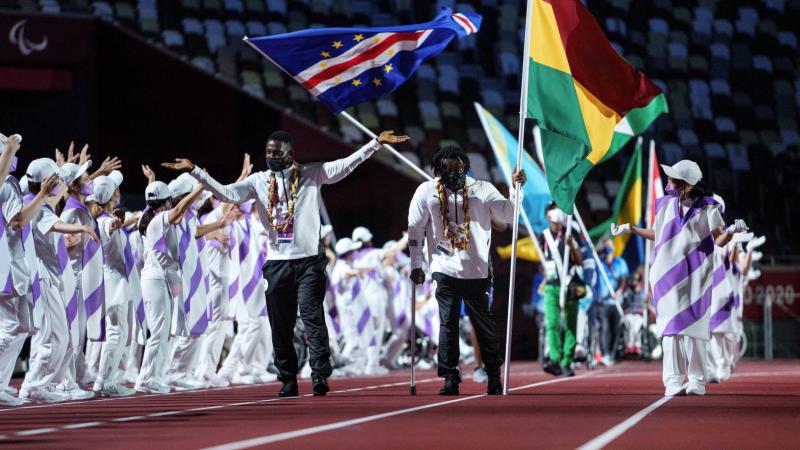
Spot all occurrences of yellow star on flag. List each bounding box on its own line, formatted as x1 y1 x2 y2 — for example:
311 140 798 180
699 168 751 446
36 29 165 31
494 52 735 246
383 64 393 73
372 78 382 87
332 41 343 49
320 51 331 58
320 62 329 68
335 76 342 84
353 34 364 42
352 79 362 86
387 49 396 57
372 37 381 44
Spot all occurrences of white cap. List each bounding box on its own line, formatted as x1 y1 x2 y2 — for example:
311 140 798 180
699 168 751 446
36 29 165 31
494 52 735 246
19 175 29 195
26 158 65 183
60 160 92 184
352 226 373 243
661 160 702 185
335 237 362 256
108 169 123 187
145 181 171 201
382 240 397 250
547 208 565 223
168 172 197 197
320 224 333 238
87 175 117 204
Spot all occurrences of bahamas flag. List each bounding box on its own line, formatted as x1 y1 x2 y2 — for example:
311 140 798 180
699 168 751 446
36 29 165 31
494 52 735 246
524 0 667 212
245 8 481 113
474 102 552 233
589 140 643 259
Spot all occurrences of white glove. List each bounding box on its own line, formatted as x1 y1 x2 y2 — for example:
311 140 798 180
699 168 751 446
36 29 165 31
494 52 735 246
725 219 748 234
610 223 630 236
747 235 766 251
748 269 761 281
751 251 763 262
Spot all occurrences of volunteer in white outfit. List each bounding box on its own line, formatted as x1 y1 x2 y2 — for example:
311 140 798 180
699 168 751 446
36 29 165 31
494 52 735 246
612 160 748 396
0 134 53 405
121 210 146 384
331 238 366 372
19 158 100 402
407 145 526 396
135 180 204 394
87 175 135 397
163 129 409 397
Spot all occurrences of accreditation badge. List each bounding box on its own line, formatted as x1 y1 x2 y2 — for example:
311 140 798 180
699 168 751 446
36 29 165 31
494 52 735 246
276 217 295 244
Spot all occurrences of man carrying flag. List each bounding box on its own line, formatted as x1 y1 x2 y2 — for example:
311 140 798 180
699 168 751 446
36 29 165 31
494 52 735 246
162 129 409 398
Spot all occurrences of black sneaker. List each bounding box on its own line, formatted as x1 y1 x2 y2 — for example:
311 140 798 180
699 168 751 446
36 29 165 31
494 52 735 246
312 376 329 397
438 378 459 396
278 380 299 397
487 377 503 395
561 365 575 377
543 361 563 377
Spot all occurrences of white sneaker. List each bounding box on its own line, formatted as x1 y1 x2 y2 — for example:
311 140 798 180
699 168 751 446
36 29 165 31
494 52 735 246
99 382 136 397
364 365 389 376
601 356 615 367
257 372 278 383
472 367 488 384
169 377 206 391
664 385 686 396
21 385 70 403
57 383 95 400
206 375 231 388
134 380 170 394
0 391 23 406
686 384 706 396
231 374 258 385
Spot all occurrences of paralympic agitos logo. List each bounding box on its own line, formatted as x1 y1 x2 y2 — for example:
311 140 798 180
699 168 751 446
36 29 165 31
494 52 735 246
9 19 48 56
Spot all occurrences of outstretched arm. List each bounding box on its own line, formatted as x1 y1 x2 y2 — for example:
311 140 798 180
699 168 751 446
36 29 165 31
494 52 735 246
0 133 21 182
9 175 60 230
317 131 410 185
162 158 256 204
612 223 655 241
407 183 429 284
52 221 99 242
167 185 204 225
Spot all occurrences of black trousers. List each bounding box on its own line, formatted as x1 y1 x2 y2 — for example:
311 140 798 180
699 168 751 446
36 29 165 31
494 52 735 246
263 253 332 382
599 302 621 359
433 272 502 381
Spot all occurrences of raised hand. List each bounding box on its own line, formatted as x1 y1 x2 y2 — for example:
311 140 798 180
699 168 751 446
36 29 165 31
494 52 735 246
83 225 100 243
161 158 195 172
97 156 122 175
725 219 748 235
78 143 90 164
239 153 253 179
0 133 20 154
40 174 60 195
141 164 156 183
610 223 630 236
409 267 425 285
377 130 411 145
511 169 527 187
109 218 123 232
66 141 79 164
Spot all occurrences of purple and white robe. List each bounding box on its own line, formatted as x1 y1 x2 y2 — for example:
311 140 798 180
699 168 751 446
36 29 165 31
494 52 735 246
56 235 80 345
62 197 106 341
20 194 42 329
0 209 11 297
650 195 724 340
228 213 268 320
709 246 739 335
174 212 210 336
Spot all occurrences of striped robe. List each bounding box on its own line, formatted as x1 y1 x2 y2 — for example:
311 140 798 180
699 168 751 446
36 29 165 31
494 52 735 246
709 247 738 334
650 195 724 340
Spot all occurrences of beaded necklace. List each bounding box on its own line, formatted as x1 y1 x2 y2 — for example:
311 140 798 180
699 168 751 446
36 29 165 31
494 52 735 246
265 164 301 232
435 179 471 250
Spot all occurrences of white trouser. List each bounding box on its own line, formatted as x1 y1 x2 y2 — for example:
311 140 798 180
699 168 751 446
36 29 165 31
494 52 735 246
218 317 261 378
137 278 173 385
366 292 388 367
120 309 143 382
198 275 228 378
169 334 203 378
85 341 102 376
0 295 32 389
707 332 735 380
68 283 88 384
22 279 72 390
662 335 708 389
97 301 130 385
625 313 645 348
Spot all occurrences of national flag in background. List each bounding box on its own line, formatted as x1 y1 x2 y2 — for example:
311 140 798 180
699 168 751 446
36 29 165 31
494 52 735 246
645 140 664 228
524 0 667 213
474 102 552 233
589 140 642 260
244 8 481 114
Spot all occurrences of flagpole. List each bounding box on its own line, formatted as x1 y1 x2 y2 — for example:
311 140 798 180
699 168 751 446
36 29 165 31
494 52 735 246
643 139 654 298
340 111 432 181
502 0 534 396
558 214 573 310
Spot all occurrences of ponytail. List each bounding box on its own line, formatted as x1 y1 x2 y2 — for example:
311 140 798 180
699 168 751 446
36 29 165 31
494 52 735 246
139 199 168 236
90 202 104 219
689 180 714 199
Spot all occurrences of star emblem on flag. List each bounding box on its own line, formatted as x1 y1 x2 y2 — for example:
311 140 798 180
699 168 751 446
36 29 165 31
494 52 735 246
320 51 330 58
372 78 382 87
351 79 362 86
332 40 343 49
383 64 393 73
354 34 364 42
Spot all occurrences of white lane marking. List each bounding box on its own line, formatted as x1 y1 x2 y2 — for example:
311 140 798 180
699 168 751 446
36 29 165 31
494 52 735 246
16 427 58 436
200 372 593 450
576 396 672 450
0 377 438 439
201 395 486 450
0 382 279 414
62 422 102 430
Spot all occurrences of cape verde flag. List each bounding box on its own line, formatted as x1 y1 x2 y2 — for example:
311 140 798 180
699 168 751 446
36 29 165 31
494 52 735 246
244 8 481 113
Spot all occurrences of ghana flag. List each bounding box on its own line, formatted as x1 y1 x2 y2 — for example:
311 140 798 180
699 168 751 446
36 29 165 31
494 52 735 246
525 0 667 213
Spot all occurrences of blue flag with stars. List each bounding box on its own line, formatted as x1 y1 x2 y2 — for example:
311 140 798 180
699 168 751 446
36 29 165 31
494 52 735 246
244 8 482 114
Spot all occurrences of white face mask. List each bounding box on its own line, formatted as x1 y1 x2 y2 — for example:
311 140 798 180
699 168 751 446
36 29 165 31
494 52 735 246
547 209 565 224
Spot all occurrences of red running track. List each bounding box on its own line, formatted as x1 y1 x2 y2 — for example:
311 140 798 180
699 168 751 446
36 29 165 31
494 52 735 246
1 360 798 449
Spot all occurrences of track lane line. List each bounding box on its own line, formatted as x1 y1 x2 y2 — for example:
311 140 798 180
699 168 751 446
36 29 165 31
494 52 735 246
200 370 597 449
0 376 440 439
576 395 672 450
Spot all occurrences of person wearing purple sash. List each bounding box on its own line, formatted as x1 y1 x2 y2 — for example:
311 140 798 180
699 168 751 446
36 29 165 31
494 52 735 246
135 180 205 394
163 129 409 397
612 160 749 396
19 158 99 403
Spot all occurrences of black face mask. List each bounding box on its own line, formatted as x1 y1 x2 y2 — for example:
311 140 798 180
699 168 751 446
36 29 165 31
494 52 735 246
441 171 466 191
266 157 291 172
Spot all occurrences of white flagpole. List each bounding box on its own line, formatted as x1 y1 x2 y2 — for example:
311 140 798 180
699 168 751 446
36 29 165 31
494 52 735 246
340 111 432 181
558 214 573 310
643 139 655 298
502 0 534 395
